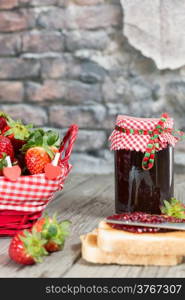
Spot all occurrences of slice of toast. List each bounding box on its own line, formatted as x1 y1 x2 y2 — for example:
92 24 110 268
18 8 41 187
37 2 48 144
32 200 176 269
81 231 183 266
97 221 185 256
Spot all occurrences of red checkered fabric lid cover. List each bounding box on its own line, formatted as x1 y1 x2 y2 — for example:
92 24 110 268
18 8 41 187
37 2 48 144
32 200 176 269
109 115 178 152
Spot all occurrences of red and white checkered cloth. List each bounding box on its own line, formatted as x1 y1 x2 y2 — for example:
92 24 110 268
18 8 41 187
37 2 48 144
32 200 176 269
0 164 71 213
109 115 178 152
0 124 78 236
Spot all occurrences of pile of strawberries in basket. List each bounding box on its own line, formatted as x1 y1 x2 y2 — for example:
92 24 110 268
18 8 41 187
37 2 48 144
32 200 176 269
0 111 60 177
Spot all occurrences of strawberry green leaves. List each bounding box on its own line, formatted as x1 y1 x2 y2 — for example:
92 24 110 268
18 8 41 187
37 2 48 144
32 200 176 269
32 213 71 252
4 118 32 141
161 198 185 219
39 215 71 251
19 230 48 263
21 129 60 159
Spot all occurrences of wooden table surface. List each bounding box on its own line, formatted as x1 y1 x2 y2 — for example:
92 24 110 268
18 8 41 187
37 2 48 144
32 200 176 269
0 173 185 278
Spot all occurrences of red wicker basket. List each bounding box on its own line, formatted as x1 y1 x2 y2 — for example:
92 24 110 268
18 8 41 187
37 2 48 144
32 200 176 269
0 124 78 236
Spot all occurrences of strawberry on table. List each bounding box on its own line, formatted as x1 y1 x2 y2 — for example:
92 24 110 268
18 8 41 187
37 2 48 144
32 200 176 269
9 230 48 265
33 214 71 252
22 129 60 175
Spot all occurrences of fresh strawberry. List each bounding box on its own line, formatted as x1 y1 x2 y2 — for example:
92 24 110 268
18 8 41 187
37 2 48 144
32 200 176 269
22 129 60 175
0 136 14 160
25 147 51 175
33 214 71 252
2 119 32 153
161 198 185 219
9 230 48 265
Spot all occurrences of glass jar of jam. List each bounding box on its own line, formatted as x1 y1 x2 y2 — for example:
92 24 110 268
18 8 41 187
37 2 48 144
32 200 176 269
109 114 178 215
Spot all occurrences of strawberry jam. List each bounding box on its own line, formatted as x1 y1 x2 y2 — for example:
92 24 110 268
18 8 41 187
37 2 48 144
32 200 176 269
107 212 185 233
115 146 174 214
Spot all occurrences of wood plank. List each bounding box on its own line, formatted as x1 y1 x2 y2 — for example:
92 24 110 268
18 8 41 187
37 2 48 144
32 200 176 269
64 259 121 278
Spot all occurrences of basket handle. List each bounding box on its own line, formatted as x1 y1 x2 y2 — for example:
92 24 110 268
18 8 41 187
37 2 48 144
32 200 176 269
58 124 78 166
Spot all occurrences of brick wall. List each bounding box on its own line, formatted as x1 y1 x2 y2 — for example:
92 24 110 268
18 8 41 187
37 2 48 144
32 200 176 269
0 0 185 173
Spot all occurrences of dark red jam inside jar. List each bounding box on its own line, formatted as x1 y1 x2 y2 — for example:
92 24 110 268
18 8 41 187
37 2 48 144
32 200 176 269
115 147 174 214
110 115 176 215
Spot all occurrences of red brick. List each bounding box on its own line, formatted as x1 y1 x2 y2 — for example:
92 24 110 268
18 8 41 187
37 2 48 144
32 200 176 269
64 81 102 103
0 10 35 32
65 4 122 29
25 80 101 103
41 57 68 79
22 30 64 53
0 34 21 55
0 104 47 126
37 3 121 30
25 80 65 102
66 30 110 51
0 0 18 9
0 81 23 102
41 56 86 80
0 58 40 79
42 57 105 84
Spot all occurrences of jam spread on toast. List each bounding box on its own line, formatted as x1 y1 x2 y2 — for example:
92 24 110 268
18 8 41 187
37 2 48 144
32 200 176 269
107 212 185 233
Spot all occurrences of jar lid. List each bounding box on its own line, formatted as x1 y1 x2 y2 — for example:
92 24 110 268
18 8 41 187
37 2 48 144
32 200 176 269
109 114 177 152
